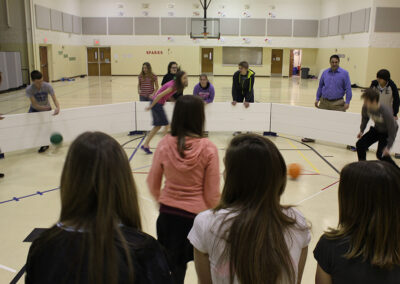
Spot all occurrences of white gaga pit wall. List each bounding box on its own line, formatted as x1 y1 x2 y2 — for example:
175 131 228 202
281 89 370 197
0 102 399 153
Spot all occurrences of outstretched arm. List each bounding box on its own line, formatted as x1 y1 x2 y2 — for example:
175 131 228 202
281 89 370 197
29 97 51 111
146 87 174 110
206 85 215 104
232 75 237 103
50 94 60 115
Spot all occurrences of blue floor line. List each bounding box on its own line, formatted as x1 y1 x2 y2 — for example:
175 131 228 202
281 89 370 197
0 158 151 205
129 135 146 162
132 164 152 171
0 198 14 204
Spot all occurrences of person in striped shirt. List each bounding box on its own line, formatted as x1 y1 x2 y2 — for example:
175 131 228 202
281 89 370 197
138 62 159 101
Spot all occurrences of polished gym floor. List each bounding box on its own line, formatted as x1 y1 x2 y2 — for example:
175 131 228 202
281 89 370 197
0 76 392 283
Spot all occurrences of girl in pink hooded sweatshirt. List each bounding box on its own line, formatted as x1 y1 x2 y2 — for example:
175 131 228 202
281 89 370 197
147 95 221 284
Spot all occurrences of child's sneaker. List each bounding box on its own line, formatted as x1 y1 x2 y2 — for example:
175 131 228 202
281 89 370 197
141 146 153 154
38 146 50 153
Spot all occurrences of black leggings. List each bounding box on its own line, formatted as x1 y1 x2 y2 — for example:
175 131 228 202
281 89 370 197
157 212 195 284
356 127 397 167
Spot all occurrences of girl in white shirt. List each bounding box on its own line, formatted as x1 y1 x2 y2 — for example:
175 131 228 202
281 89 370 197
188 134 310 284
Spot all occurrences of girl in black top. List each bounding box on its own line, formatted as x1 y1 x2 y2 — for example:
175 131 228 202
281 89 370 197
314 161 400 284
25 132 174 284
162 61 182 101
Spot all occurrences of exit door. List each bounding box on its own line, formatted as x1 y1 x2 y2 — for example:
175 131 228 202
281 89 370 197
271 49 283 76
39 46 49 82
201 48 213 74
87 47 111 76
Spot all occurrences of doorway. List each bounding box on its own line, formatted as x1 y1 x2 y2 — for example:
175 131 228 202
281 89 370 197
87 47 111 76
201 48 214 74
271 49 283 76
39 46 50 82
291 49 302 77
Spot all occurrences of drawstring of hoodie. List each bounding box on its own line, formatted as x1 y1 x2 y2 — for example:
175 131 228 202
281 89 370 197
239 72 253 94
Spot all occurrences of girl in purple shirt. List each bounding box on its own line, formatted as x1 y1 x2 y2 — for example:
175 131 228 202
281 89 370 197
193 74 215 104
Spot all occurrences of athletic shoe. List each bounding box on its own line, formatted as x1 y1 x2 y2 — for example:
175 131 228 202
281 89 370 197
347 145 357 152
38 146 49 153
0 173 4 178
301 138 315 143
141 146 153 154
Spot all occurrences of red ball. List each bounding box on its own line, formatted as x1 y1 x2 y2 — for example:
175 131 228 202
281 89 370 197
288 163 302 179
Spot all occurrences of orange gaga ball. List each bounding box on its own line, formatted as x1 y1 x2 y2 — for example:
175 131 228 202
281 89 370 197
288 163 302 179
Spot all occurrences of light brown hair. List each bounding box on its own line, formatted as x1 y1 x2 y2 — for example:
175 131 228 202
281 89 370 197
325 161 400 269
216 134 305 283
140 62 155 80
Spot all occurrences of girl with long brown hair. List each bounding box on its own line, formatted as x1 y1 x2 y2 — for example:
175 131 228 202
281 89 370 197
147 95 221 283
188 134 310 284
142 70 188 154
138 62 158 101
25 132 174 284
314 161 400 284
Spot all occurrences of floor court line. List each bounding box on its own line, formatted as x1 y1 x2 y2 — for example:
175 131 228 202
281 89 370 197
279 136 340 174
296 180 339 205
129 135 146 162
0 264 16 273
121 135 145 148
0 164 153 205
302 169 338 179
285 139 321 174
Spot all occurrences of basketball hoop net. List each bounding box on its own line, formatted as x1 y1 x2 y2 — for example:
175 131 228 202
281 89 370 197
203 32 209 40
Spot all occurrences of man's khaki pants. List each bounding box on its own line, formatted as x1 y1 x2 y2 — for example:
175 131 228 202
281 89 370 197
318 98 346 112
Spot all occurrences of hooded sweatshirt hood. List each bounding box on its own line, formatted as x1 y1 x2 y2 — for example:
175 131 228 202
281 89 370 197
163 134 210 171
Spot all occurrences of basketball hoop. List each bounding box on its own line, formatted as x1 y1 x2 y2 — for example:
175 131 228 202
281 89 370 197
203 32 209 40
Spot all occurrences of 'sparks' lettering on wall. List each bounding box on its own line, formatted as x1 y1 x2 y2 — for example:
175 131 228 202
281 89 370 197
146 51 163 55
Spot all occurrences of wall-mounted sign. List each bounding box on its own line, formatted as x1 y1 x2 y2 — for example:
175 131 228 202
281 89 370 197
146 50 163 55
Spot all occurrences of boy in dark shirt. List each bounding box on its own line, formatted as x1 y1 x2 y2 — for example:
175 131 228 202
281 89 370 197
231 61 255 108
370 69 400 159
356 88 398 167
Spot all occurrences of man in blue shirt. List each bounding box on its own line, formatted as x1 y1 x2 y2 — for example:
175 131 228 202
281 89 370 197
303 55 353 143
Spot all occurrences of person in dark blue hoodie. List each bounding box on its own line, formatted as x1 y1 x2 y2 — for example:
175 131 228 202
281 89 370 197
232 61 255 109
